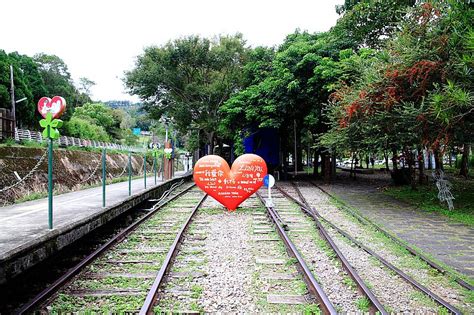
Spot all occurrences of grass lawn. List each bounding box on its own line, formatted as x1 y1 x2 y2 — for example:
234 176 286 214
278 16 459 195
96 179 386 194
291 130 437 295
384 177 474 227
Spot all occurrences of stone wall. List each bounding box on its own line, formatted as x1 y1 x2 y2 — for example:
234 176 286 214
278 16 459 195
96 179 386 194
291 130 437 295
0 146 153 204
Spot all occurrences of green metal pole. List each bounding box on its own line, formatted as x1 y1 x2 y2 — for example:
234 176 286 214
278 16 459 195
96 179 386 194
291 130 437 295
102 148 106 207
48 126 53 229
144 153 147 189
154 152 157 185
128 152 132 196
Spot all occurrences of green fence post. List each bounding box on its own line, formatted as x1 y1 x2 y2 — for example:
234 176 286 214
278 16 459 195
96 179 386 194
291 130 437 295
154 151 157 185
128 152 132 196
39 106 63 230
102 148 106 207
48 126 53 229
144 153 147 189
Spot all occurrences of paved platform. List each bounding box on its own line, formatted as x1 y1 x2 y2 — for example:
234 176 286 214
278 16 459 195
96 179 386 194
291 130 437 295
0 172 188 284
319 175 474 277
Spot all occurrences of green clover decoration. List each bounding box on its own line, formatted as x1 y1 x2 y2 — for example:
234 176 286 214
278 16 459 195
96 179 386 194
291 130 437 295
40 112 63 140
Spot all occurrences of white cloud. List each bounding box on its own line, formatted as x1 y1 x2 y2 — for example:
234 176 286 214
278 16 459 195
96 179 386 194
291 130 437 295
1 0 343 102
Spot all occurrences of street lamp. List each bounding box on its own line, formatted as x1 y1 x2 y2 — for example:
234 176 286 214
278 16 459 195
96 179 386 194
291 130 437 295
159 116 172 142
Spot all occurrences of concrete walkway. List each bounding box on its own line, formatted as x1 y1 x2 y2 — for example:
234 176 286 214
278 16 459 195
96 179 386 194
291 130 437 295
320 175 474 277
0 173 185 261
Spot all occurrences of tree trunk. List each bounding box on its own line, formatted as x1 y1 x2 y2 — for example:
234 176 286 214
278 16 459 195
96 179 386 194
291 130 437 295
307 146 310 171
206 132 215 155
418 147 425 185
296 128 303 172
460 143 470 178
218 139 223 156
350 153 356 180
427 151 433 170
321 151 326 178
406 149 416 190
392 149 398 171
448 147 453 167
434 149 443 171
313 149 320 178
282 149 289 180
324 153 331 183
384 150 389 171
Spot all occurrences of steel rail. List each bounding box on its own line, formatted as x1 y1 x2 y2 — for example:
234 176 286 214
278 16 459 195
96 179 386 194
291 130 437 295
140 193 208 315
280 183 462 315
282 183 388 315
310 181 473 292
255 192 337 315
17 182 194 314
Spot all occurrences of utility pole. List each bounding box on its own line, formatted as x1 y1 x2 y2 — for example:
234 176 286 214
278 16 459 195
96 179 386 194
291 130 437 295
10 65 16 130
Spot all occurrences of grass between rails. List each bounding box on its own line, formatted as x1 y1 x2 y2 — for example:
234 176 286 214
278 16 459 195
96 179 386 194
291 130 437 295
383 178 474 227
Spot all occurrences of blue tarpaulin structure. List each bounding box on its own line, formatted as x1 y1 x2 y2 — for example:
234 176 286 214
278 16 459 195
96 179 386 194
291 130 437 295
243 127 280 168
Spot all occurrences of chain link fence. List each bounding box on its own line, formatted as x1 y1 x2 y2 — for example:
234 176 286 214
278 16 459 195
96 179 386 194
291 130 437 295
0 150 160 206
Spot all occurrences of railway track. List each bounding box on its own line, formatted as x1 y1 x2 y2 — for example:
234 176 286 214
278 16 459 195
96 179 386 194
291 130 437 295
310 180 474 292
15 178 472 313
18 181 203 314
18 186 325 313
257 187 387 313
155 194 324 313
276 181 471 314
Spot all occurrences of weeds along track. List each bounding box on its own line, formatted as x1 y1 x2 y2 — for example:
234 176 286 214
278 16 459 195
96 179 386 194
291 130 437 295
257 187 385 314
279 181 472 314
18 183 204 314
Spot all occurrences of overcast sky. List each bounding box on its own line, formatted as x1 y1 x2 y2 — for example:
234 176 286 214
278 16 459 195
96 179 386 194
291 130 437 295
1 0 344 102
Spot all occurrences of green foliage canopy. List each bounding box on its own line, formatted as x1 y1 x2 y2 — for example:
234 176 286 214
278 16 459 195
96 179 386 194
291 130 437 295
125 34 248 151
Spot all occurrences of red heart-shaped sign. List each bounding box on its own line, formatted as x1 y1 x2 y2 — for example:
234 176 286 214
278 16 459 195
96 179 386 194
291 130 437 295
37 96 67 119
193 154 267 211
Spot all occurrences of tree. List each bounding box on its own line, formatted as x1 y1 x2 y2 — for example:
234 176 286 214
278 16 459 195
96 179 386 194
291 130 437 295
73 103 116 129
78 77 96 97
0 51 47 127
125 34 248 153
64 117 110 141
333 0 416 48
65 102 140 142
220 30 350 175
34 53 81 119
323 0 474 183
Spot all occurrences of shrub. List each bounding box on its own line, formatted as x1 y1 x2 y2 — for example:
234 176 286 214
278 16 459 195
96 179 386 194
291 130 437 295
64 117 110 141
3 137 16 146
123 129 139 146
455 154 474 169
20 140 45 148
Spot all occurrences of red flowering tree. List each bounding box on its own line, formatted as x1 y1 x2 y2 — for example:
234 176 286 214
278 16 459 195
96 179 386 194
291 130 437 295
323 1 474 183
